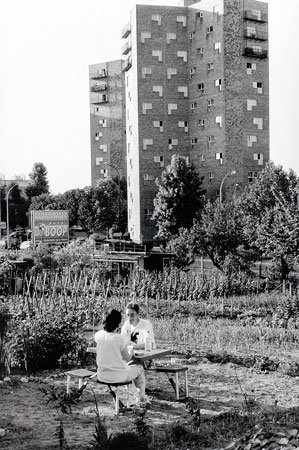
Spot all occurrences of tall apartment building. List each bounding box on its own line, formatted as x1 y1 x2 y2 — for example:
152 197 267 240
89 60 126 186
91 0 269 244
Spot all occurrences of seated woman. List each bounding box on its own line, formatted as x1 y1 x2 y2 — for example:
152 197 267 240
121 302 156 349
94 309 146 404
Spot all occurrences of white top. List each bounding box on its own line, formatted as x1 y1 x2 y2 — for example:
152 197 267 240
94 329 131 383
121 318 156 349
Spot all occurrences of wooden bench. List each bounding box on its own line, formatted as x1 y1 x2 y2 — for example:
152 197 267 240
65 368 96 394
65 368 133 415
147 365 189 400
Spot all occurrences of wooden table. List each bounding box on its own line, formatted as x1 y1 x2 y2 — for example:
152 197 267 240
87 346 171 361
133 348 170 361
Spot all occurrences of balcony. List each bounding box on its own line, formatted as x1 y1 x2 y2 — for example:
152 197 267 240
244 10 268 23
244 30 268 41
121 22 131 39
122 56 132 72
91 83 107 93
243 47 268 59
91 94 108 104
122 41 132 55
91 70 107 80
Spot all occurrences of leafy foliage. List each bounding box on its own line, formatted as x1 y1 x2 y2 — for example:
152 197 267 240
0 303 11 378
239 162 299 280
153 155 205 240
25 162 50 200
9 311 86 374
29 180 121 234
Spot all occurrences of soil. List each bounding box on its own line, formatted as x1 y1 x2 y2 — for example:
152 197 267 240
1 356 299 450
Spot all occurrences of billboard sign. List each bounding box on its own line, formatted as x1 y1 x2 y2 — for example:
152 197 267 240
31 210 69 245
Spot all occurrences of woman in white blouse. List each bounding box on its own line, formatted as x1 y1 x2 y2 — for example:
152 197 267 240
94 309 146 403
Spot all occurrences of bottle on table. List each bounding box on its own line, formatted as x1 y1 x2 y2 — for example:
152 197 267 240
145 331 152 352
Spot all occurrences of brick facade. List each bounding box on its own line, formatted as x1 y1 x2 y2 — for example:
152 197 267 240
91 0 269 243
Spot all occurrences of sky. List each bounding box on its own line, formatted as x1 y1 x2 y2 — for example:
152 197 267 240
0 0 298 194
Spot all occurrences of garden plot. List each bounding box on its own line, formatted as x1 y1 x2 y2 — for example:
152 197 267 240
1 359 299 450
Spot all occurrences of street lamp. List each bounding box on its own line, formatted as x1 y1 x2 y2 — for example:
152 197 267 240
104 162 121 229
219 170 236 203
6 184 18 249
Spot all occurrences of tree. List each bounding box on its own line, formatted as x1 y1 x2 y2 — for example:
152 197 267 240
239 162 299 280
153 155 205 240
25 162 50 200
172 199 253 272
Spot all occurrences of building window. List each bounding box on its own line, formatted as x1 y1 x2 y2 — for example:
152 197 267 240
215 79 222 90
144 208 153 219
152 14 162 25
191 102 197 110
144 174 154 181
153 85 163 97
143 138 153 150
197 82 204 93
152 50 163 61
253 81 263 94
208 135 215 145
191 138 198 147
177 50 188 62
214 42 221 53
168 138 178 149
95 157 103 165
248 171 258 183
207 62 214 72
166 33 176 43
216 152 223 164
206 26 213 34
198 119 205 129
215 116 222 127
247 135 257 147
190 67 197 77
167 68 177 79
142 103 153 114
95 132 102 141
154 155 164 167
189 31 195 40
99 119 107 127
100 169 108 177
208 98 215 108
247 62 256 75
178 86 188 97
247 99 257 111
100 144 107 152
178 121 188 132
141 31 151 43
176 15 187 27
197 47 204 55
153 120 163 132
209 172 215 181
254 153 264 165
141 67 152 78
253 117 263 129
168 103 178 115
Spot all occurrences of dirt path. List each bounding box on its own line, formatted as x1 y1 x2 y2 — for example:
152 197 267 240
1 358 299 450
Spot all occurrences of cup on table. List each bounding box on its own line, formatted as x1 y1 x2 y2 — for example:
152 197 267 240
127 345 134 357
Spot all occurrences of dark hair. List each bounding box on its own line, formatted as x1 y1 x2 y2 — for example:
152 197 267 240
103 309 122 332
125 302 139 314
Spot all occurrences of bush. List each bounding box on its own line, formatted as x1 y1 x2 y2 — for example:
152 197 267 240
9 311 86 374
0 303 11 379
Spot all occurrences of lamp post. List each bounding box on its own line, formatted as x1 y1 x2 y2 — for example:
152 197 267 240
104 162 121 229
6 184 18 249
219 170 236 203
